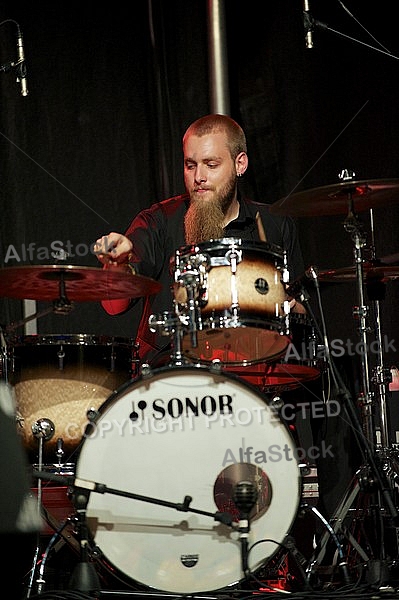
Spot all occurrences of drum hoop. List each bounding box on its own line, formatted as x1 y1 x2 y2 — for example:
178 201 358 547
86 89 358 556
81 363 294 436
7 333 134 347
177 237 285 260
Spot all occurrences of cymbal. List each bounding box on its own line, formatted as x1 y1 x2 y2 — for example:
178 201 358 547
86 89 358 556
381 252 399 265
269 179 399 217
318 262 399 283
0 264 162 301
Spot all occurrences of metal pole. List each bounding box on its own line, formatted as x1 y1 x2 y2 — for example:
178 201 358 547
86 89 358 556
207 0 230 115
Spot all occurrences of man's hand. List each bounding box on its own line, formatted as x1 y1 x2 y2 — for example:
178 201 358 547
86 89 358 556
288 297 307 314
94 232 133 265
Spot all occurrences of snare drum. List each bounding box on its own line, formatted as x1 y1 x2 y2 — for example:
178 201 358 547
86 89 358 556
76 365 302 594
173 238 290 366
8 334 135 460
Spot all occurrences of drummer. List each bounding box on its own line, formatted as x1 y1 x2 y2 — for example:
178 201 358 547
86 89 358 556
94 113 306 366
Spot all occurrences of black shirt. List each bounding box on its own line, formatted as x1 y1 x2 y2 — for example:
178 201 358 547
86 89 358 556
124 193 305 363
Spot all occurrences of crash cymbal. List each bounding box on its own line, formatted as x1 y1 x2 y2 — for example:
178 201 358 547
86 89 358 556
0 264 162 301
318 262 399 283
381 252 399 264
269 179 399 217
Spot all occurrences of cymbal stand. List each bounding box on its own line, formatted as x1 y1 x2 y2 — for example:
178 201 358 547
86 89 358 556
343 203 374 444
26 420 55 597
366 208 393 451
4 271 75 337
309 199 399 587
364 211 399 575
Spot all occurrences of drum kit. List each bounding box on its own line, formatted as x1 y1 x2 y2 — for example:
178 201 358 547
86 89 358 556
1 176 399 597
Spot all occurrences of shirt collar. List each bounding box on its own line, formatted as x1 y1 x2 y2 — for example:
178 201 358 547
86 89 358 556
225 194 256 231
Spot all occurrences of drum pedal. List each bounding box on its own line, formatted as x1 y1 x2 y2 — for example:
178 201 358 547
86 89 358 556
256 551 291 592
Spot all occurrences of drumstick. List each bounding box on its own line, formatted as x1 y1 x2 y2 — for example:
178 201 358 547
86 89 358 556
255 211 267 242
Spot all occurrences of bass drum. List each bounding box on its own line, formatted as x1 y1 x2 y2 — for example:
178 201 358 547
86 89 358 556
76 365 302 595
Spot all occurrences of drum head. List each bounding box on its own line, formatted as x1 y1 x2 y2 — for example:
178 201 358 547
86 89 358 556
76 365 302 594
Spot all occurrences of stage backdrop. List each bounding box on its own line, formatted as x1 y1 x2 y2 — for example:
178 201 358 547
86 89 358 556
1 1 399 515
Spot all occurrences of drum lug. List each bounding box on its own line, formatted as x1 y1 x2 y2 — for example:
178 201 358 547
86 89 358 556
209 360 223 375
86 407 100 422
224 247 242 268
269 394 284 412
141 363 154 379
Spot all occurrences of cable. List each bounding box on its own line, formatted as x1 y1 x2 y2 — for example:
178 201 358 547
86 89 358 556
336 0 392 54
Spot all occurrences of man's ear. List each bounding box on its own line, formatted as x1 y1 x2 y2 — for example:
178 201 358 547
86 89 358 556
235 151 248 177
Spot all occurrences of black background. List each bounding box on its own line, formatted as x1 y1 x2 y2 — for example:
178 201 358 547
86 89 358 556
1 0 399 529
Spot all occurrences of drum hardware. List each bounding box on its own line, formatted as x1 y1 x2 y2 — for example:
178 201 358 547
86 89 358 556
31 418 56 523
56 437 65 463
68 487 101 593
173 247 205 349
26 417 56 598
32 417 56 446
35 512 78 596
29 465 77 596
290 172 399 588
148 310 192 367
318 210 397 450
302 502 352 587
342 203 376 443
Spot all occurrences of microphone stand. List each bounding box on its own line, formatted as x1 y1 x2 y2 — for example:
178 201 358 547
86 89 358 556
32 470 234 525
31 470 236 593
68 488 101 593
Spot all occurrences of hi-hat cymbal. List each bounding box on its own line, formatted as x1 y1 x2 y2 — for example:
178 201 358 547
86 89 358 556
318 262 399 283
269 179 399 217
0 264 162 301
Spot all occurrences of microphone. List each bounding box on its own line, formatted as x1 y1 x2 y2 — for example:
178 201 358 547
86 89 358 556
286 265 318 300
303 0 314 49
233 481 258 575
16 26 28 96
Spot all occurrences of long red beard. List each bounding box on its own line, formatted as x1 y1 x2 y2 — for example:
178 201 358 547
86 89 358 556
184 172 237 244
184 200 225 244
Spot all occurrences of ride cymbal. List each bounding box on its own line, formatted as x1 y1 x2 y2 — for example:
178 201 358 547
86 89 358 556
0 264 162 301
269 179 399 217
318 262 399 283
